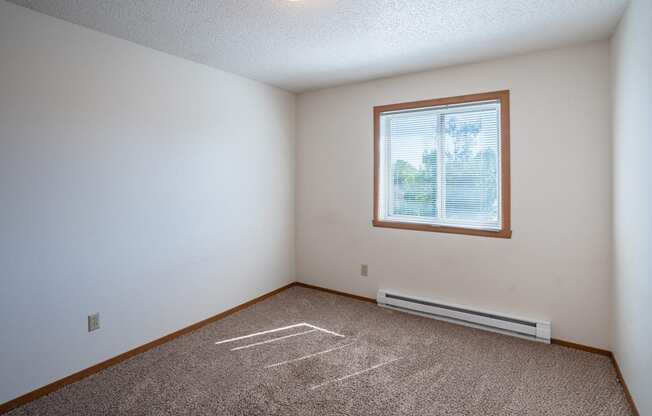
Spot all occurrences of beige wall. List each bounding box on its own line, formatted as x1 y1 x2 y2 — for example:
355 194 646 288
0 0 295 403
296 41 613 349
611 0 652 413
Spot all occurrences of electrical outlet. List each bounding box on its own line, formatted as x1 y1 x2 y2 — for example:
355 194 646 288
88 313 100 332
360 264 368 277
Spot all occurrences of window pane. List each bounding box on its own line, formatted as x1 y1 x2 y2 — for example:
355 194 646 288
387 112 437 219
442 108 499 228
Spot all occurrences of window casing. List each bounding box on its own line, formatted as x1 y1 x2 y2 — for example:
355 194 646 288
373 91 511 238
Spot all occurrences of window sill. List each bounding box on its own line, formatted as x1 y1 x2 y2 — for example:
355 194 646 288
372 219 512 239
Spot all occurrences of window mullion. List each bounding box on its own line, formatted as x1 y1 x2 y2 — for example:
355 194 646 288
436 113 445 221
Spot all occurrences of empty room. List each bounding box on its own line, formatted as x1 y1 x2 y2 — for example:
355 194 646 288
0 0 650 415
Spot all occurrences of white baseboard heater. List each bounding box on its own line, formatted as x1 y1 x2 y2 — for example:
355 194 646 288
377 290 551 343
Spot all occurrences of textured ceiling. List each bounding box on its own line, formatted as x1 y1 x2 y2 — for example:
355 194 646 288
8 0 627 92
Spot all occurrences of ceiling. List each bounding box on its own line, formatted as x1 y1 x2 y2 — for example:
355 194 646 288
9 0 628 92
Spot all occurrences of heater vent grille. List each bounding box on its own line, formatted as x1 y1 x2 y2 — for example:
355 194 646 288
385 293 536 327
378 290 551 343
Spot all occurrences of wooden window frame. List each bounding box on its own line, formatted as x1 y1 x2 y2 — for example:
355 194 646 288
373 90 512 238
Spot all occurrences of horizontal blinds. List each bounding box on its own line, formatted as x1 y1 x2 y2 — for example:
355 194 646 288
442 108 500 228
387 112 437 219
380 101 501 230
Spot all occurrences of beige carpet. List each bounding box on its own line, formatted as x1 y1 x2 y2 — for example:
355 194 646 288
8 286 633 415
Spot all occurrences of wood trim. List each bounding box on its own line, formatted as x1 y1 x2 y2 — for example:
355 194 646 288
0 282 296 415
499 90 511 236
372 220 512 238
552 338 639 416
551 338 612 356
610 352 640 416
373 91 510 114
373 90 512 238
293 282 377 304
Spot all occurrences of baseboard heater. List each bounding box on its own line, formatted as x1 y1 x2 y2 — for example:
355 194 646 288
377 290 551 343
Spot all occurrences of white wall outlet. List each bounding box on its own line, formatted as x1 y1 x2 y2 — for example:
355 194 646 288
88 313 100 332
360 264 368 277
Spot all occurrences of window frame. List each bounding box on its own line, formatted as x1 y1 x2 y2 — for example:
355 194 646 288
373 90 512 238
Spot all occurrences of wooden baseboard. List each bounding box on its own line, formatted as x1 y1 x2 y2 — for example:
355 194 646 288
550 339 639 415
1 281 639 416
550 338 612 356
609 353 640 416
293 282 377 303
0 282 295 415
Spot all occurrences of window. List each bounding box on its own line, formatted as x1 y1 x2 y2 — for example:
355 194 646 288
373 90 511 238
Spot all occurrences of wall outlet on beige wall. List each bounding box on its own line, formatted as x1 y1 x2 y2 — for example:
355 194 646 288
88 313 100 332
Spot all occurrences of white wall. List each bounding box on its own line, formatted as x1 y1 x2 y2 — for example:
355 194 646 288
611 0 652 413
0 0 295 404
296 42 613 349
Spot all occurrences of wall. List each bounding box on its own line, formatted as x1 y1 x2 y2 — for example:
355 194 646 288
296 42 613 349
0 0 295 404
611 0 652 413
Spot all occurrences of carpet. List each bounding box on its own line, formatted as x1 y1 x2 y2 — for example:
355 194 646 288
7 286 633 415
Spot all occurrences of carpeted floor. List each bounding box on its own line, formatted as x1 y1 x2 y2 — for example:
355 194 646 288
8 286 633 415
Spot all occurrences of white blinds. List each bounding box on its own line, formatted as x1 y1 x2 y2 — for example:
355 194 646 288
379 100 501 231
